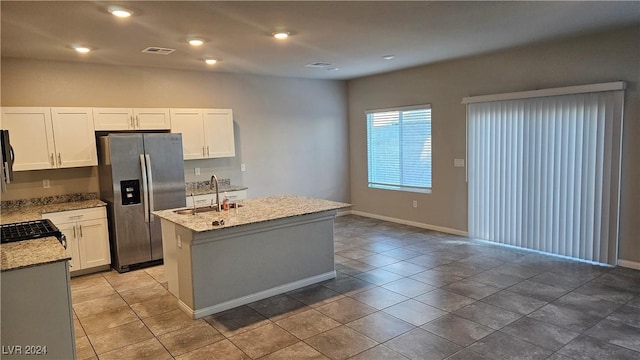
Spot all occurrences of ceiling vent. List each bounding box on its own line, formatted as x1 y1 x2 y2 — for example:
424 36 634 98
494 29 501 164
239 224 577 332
141 47 176 55
305 62 332 68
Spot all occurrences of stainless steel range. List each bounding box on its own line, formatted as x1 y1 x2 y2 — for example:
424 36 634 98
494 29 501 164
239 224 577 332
1 219 66 248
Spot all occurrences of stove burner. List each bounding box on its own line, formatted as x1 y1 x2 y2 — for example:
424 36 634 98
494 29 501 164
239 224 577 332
1 219 64 244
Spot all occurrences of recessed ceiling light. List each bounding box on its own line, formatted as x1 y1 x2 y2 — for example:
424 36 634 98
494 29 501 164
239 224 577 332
188 38 205 46
382 55 396 60
273 32 290 40
108 6 133 18
326 67 340 71
73 46 91 53
205 58 218 65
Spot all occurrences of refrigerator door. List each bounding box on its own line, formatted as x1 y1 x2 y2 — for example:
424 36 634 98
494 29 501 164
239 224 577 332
102 134 153 268
142 133 186 260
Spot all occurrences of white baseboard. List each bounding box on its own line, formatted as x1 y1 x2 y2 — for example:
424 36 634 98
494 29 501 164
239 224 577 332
178 271 336 319
349 210 468 237
618 259 640 270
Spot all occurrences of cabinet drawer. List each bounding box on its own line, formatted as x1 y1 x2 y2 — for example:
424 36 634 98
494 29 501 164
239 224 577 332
43 207 107 224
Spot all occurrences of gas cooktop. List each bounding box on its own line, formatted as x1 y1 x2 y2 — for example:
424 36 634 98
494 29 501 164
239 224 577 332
1 219 64 244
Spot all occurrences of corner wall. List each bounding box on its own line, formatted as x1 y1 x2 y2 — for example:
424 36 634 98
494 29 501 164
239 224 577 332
0 60 350 202
347 25 640 263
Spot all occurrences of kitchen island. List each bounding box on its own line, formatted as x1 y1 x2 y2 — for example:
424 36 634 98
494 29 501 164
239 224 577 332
153 195 350 319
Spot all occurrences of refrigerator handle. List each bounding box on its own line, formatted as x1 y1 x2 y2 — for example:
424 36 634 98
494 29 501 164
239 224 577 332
145 153 155 222
140 154 150 223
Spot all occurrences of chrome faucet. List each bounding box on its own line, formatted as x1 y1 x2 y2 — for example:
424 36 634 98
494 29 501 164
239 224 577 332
210 174 221 212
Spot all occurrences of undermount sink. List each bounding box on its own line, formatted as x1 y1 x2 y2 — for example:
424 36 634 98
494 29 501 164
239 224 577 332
173 203 243 215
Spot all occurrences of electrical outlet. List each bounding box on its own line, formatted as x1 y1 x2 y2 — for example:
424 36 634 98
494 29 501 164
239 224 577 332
43 179 50 188
241 163 246 172
177 235 182 249
454 158 465 167
413 200 418 208
195 167 200 175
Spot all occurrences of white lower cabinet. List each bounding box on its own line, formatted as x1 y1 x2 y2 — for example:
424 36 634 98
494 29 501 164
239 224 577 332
186 189 247 207
43 207 110 273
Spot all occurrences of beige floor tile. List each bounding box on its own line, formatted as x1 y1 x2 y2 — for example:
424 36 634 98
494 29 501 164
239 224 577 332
143 308 202 336
119 282 170 305
70 273 109 291
260 342 330 360
316 297 377 324
87 320 154 354
305 325 378 360
98 338 172 360
74 318 86 339
103 269 159 292
71 281 116 304
144 265 167 283
276 309 341 339
75 335 96 360
130 293 179 318
73 293 128 318
204 306 271 337
346 312 415 343
228 322 298 359
78 307 139 335
248 294 309 322
176 339 250 360
157 321 225 357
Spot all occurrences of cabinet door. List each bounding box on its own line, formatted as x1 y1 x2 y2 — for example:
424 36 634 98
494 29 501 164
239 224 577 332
134 108 171 130
50 107 97 168
170 109 205 160
77 218 110 269
203 109 236 158
56 222 80 271
0 107 55 170
93 108 134 130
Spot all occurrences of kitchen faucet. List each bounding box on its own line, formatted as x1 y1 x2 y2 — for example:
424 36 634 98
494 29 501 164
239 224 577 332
210 174 221 212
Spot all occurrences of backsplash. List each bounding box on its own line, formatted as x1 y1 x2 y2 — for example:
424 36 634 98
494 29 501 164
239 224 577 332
186 179 231 191
1 192 99 211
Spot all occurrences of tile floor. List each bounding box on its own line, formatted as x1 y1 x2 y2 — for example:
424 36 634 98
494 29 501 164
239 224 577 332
71 215 640 360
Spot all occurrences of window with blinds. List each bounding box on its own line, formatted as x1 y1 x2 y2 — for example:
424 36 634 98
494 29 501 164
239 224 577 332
366 105 432 193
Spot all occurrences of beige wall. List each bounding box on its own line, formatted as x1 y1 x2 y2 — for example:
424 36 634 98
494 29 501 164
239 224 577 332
347 25 640 263
0 60 350 202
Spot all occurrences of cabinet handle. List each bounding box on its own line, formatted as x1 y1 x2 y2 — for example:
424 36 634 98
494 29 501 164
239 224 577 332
73 225 76 239
136 115 140 128
50 153 55 167
79 225 83 237
131 115 135 129
206 146 210 156
203 146 206 157
58 153 62 166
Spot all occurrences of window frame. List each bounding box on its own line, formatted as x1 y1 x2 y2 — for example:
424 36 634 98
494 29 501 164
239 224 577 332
365 104 433 194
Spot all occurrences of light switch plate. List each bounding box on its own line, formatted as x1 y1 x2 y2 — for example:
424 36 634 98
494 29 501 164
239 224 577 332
195 168 200 175
43 179 50 188
454 159 465 167
241 163 246 172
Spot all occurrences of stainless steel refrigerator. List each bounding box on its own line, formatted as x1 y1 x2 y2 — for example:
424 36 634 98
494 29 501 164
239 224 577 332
98 133 186 272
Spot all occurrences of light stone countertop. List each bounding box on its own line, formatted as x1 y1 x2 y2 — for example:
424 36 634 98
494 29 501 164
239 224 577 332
0 199 107 225
1 237 70 272
153 195 351 233
1 199 105 271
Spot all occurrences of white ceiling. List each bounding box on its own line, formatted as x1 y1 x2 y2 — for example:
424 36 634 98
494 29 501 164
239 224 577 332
1 1 639 80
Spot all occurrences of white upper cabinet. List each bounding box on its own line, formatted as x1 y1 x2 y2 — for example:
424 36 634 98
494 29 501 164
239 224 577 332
51 108 97 168
93 108 170 130
0 107 55 171
170 108 235 159
1 107 97 170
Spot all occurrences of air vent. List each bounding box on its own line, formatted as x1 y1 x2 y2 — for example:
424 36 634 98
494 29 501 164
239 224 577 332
141 47 176 55
305 62 332 68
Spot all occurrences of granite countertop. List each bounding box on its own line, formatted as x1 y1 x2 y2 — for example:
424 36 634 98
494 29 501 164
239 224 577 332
153 195 350 233
0 199 107 225
1 237 70 272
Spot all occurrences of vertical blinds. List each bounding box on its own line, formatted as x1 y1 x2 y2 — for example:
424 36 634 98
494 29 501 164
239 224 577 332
367 106 432 192
467 87 624 265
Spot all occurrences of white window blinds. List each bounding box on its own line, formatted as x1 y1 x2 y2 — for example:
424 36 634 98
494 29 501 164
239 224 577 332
466 83 624 265
366 105 432 192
